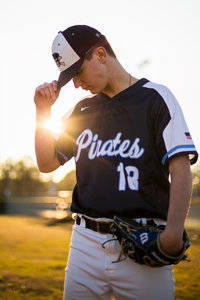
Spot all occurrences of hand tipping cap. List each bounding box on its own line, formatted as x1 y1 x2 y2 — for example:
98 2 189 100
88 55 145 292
52 25 102 89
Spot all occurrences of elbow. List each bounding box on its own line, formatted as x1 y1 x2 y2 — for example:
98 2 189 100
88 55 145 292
36 159 59 173
37 163 52 173
38 166 52 173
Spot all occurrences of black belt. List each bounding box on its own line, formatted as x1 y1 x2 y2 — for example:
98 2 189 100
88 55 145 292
76 216 113 234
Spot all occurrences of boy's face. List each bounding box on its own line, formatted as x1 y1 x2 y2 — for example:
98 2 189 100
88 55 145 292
72 48 108 94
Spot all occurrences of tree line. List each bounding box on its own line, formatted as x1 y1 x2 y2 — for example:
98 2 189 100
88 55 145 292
0 156 199 199
0 156 76 196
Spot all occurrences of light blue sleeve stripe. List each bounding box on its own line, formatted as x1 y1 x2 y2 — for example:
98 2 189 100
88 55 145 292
162 145 196 165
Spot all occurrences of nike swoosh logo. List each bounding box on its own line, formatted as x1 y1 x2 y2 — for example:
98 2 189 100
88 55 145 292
81 106 90 111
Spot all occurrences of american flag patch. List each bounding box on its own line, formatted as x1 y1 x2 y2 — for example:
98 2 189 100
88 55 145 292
185 132 192 140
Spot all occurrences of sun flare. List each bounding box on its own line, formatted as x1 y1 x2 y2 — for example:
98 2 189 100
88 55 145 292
44 118 63 135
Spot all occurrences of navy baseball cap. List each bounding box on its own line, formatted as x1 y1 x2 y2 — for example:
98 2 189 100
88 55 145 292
52 25 102 89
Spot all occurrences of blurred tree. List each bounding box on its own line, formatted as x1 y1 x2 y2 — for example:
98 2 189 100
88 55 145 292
0 157 50 195
57 170 76 191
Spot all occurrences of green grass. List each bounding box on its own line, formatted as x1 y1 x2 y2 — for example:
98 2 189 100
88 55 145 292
174 227 200 300
0 216 199 300
0 216 72 300
191 197 200 204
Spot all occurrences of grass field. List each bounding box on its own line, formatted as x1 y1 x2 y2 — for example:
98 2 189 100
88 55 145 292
0 216 200 300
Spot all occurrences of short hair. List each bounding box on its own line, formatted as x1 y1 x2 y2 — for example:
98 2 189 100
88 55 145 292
85 35 116 60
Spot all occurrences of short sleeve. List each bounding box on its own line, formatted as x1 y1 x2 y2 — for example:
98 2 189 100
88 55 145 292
145 82 198 166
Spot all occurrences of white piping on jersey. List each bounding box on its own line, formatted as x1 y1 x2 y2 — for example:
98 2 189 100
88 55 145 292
162 145 196 164
75 129 144 162
56 150 69 162
144 81 195 164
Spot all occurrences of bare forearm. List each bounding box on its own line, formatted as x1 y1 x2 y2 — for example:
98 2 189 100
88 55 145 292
166 156 192 236
160 155 192 255
35 125 60 172
34 81 61 172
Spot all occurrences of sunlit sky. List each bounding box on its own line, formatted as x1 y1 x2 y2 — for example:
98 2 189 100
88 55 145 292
1 0 200 180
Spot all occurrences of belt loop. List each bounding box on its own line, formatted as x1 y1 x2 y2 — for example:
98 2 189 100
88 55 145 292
75 215 86 228
76 216 81 225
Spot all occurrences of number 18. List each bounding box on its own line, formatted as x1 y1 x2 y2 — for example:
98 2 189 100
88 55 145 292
117 162 139 191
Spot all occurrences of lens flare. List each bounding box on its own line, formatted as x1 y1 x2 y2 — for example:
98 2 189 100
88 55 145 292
44 118 62 134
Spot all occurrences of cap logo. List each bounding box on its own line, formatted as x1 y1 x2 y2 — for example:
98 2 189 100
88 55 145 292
51 26 102 87
52 52 65 68
52 32 80 72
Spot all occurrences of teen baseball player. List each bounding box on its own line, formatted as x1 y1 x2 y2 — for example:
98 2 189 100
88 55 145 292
34 25 198 300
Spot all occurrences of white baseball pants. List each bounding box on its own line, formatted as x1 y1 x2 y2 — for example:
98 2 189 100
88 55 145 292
64 217 175 300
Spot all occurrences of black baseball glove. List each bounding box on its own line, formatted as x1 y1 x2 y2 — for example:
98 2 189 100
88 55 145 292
110 216 190 267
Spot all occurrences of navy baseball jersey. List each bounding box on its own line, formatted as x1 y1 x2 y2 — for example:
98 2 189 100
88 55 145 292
55 78 198 220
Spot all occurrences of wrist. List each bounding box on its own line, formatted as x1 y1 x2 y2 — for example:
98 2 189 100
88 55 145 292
36 107 51 122
161 228 183 242
159 230 184 256
35 108 51 131
165 222 184 239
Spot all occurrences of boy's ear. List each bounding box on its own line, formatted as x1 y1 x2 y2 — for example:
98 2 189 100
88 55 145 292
96 47 107 62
